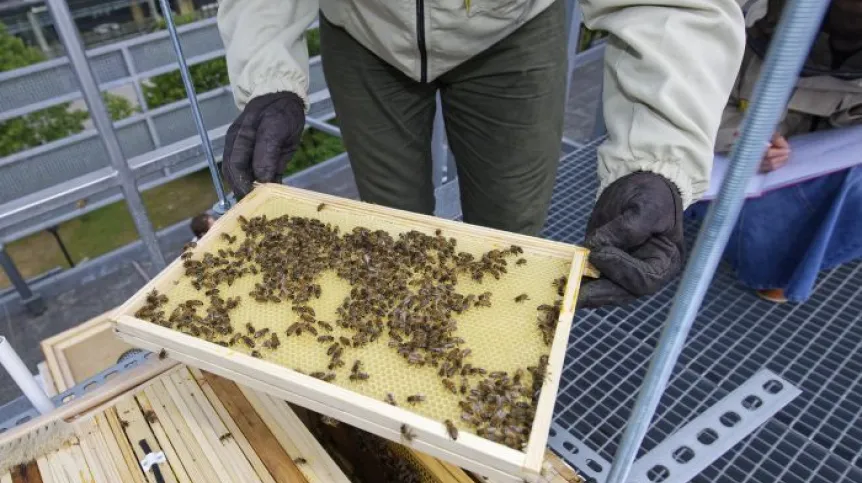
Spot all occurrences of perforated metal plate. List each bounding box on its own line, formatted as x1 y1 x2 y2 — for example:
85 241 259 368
545 141 862 483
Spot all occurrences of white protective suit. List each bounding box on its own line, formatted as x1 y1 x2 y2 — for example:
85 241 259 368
217 0 746 207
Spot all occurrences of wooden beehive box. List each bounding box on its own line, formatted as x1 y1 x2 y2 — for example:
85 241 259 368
113 184 591 482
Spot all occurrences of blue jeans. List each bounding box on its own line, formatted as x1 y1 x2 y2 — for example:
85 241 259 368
687 166 862 302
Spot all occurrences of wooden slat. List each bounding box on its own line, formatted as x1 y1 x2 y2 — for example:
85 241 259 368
144 378 217 483
85 416 124 483
66 443 94 483
104 408 147 483
135 392 194 483
142 383 220 483
35 456 54 483
171 369 259 483
96 413 142 483
10 461 44 483
197 372 310 483
114 395 178 483
254 393 348 483
45 451 69 483
160 375 234 481
525 252 588 471
189 369 277 483
76 421 109 483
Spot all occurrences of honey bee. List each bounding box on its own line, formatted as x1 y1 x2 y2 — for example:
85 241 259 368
229 333 242 346
514 293 529 303
327 343 340 356
317 203 326 212
444 420 458 440
339 336 351 346
263 333 280 349
143 410 158 424
219 433 233 442
553 276 568 296
241 336 255 348
317 335 334 343
406 394 425 404
385 393 397 406
321 416 340 427
351 360 362 373
246 323 255 334
460 378 468 395
400 424 416 442
323 373 337 382
250 350 262 358
158 348 168 360
317 320 333 331
254 328 270 338
310 372 326 380
293 457 307 465
442 379 457 394
349 372 369 381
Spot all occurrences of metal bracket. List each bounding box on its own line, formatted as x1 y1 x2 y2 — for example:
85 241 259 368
549 369 800 483
0 350 154 433
627 369 800 483
548 422 612 482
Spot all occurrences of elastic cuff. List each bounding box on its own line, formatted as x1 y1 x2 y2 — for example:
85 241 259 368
598 160 701 208
248 70 309 113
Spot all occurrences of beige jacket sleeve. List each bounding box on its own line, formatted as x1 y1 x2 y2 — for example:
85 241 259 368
581 0 746 207
217 0 318 111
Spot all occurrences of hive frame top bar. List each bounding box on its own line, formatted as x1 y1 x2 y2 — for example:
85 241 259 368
113 183 591 482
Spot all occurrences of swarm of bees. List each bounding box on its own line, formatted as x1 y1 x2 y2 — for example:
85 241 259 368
134 213 568 450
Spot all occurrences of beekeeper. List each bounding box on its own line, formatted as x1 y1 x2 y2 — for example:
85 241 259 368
217 0 746 308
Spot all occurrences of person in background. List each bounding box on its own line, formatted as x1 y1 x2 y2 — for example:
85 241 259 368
190 213 216 241
691 0 862 303
217 0 747 309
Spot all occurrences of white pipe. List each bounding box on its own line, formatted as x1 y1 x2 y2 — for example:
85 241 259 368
0 336 55 414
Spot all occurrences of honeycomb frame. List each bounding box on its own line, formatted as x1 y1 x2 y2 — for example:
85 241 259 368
114 184 590 482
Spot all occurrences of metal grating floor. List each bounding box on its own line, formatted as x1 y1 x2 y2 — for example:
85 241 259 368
543 140 862 483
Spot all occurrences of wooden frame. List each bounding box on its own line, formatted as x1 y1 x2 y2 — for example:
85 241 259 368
113 184 591 482
41 310 135 392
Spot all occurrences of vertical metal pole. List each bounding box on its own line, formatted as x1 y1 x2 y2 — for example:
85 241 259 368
431 93 448 188
45 0 166 271
604 1 830 482
27 8 51 56
158 0 231 214
0 245 45 315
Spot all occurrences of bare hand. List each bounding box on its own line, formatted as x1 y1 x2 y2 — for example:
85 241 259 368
760 133 790 173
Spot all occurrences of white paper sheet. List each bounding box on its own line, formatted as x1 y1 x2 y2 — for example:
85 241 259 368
703 124 862 200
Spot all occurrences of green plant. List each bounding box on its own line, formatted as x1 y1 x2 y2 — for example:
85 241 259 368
287 128 345 175
143 57 229 108
153 12 198 31
104 93 138 120
307 28 320 57
0 24 138 156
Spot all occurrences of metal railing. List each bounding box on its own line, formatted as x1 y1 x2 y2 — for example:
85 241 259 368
0 17 332 242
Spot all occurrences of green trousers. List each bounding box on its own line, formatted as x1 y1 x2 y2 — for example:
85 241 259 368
319 1 566 235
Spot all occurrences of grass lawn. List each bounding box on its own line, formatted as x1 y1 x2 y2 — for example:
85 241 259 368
0 127 343 290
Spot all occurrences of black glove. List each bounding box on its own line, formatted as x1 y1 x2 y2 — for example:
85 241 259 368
577 172 685 309
223 92 305 199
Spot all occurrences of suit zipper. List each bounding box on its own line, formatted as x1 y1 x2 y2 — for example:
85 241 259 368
416 0 428 82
